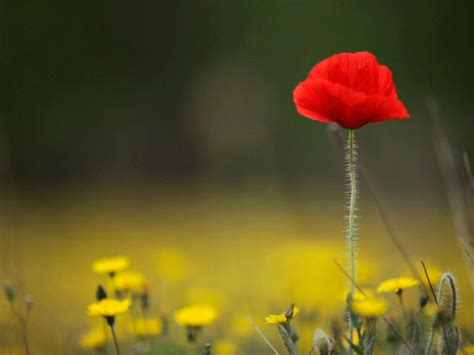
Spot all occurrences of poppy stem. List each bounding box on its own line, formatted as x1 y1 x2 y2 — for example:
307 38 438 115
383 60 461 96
346 128 358 293
345 128 358 351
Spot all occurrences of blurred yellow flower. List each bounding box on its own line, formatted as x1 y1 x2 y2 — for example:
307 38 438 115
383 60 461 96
265 306 300 324
352 298 387 318
377 277 419 293
79 326 106 349
421 264 442 285
88 298 131 317
174 305 217 327
92 256 130 274
214 340 237 355
424 302 438 317
130 317 162 336
113 271 145 291
156 248 189 281
342 288 375 302
343 328 360 347
463 344 474 354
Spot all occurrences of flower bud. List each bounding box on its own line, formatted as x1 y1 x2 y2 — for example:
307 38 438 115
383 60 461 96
96 285 107 301
437 272 458 322
284 303 296 320
313 329 335 355
419 294 429 309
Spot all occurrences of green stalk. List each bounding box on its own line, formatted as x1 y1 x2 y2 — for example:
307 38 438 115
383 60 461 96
346 129 358 289
346 128 359 349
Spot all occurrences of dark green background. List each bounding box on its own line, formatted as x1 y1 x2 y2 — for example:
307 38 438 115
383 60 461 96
0 0 472 188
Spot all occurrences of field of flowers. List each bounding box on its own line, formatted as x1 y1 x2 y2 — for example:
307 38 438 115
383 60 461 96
0 180 472 354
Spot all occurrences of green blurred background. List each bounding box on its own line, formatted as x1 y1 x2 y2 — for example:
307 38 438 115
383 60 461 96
0 0 471 189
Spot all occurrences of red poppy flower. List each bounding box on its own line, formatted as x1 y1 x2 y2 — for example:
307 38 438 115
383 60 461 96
293 51 409 129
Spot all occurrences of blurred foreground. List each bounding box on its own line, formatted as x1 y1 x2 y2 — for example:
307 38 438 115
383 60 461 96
0 183 472 354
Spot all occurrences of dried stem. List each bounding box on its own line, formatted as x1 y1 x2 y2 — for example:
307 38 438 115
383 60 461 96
110 325 120 355
247 317 280 355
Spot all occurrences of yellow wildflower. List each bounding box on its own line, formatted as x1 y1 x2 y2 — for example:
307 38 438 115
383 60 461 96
88 298 131 317
79 326 106 349
265 313 287 324
113 271 145 291
214 340 237 355
342 288 375 302
462 344 474 354
174 305 217 327
92 256 130 274
265 306 300 324
352 298 387 318
130 317 162 336
377 276 419 293
156 248 189 281
424 302 438 317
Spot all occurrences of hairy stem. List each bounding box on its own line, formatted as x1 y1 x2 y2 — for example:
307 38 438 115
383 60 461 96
345 128 358 351
346 129 358 291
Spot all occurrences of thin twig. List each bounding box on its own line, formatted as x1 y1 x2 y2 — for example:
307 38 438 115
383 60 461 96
421 260 438 304
333 258 414 353
247 316 280 355
110 325 120 355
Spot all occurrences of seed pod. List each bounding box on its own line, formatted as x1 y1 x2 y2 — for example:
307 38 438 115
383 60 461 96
313 329 335 355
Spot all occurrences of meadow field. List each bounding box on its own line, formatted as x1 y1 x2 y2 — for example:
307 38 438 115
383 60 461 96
1 181 472 354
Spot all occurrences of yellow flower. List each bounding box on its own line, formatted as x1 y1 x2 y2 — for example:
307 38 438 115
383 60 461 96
265 307 300 324
174 305 217 327
79 326 107 349
113 271 145 291
214 340 237 355
156 248 189 281
424 302 438 317
265 314 287 324
92 256 130 274
88 298 131 317
377 276 419 293
342 288 375 302
130 317 162 336
462 344 474 354
352 298 387 318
